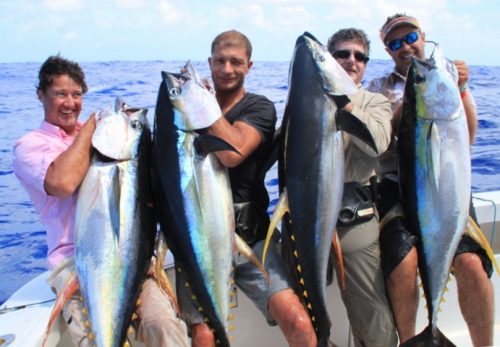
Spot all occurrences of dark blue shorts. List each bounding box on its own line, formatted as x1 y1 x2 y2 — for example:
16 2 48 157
377 179 493 279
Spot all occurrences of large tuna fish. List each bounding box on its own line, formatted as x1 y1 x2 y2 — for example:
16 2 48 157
153 61 235 347
264 32 378 346
398 45 470 347
74 98 156 347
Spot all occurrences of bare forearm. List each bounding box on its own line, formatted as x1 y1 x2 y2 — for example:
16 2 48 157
454 60 478 144
45 114 96 197
462 90 478 144
207 117 259 168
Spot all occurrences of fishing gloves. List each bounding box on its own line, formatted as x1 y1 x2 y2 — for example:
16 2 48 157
332 95 351 110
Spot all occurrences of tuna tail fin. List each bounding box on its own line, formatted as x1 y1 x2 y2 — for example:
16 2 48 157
193 134 241 157
400 325 456 347
42 272 79 347
262 189 289 266
466 215 500 276
234 233 269 282
335 109 378 154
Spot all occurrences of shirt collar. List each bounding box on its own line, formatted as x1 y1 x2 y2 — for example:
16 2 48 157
390 69 407 83
40 120 83 140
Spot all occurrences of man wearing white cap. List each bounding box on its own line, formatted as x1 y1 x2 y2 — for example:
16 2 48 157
368 13 494 346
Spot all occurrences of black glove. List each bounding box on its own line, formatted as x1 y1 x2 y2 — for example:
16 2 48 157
332 95 351 110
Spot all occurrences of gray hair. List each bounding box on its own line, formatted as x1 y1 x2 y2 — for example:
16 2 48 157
327 28 371 56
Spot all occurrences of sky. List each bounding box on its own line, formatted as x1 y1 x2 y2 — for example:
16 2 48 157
1 0 499 66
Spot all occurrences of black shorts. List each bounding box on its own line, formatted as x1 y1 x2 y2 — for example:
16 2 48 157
377 179 493 279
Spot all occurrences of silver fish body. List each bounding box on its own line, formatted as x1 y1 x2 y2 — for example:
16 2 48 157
278 32 357 345
75 99 155 347
153 61 235 347
399 46 470 346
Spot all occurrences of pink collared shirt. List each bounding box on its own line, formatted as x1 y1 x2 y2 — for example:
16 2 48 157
13 120 84 269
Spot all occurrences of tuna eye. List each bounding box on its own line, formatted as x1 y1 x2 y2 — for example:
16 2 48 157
169 87 181 97
315 53 325 62
415 74 426 84
131 120 142 129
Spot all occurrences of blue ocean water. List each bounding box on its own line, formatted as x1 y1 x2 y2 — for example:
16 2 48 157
1 60 499 305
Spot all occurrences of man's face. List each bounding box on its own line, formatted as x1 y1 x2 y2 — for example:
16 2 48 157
332 40 368 85
209 44 252 93
38 74 83 135
384 25 426 75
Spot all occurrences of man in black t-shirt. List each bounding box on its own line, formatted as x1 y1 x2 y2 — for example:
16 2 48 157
177 30 317 347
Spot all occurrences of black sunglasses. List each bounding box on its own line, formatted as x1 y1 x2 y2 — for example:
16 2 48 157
332 50 369 63
387 31 420 51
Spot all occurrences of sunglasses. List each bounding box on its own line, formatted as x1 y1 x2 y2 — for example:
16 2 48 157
332 50 370 63
387 31 420 51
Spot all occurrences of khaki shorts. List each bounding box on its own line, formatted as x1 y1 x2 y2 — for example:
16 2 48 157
332 237 398 347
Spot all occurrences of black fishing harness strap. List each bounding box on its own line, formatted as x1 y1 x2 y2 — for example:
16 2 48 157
234 201 270 247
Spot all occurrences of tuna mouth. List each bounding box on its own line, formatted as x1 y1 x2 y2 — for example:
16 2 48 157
301 31 320 43
94 150 118 163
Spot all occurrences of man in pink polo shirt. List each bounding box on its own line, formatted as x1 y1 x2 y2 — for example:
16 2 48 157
13 55 189 347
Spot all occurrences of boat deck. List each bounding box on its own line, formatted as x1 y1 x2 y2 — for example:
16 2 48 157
1 192 499 346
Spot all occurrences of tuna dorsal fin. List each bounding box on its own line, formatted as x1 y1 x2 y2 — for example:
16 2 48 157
336 109 378 154
234 233 269 282
331 232 345 290
466 215 500 276
154 232 180 315
42 272 79 347
193 134 241 157
262 189 289 265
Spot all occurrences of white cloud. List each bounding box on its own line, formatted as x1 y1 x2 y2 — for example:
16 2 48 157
116 0 146 9
64 31 79 41
158 0 185 23
275 5 313 26
43 0 84 11
1 0 499 65
216 4 270 29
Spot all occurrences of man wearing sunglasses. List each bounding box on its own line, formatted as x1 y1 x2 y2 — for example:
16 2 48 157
368 14 494 346
326 28 397 347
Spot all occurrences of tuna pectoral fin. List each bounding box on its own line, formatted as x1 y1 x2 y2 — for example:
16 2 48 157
258 126 281 182
426 121 441 188
262 189 289 266
331 231 346 290
193 134 241 156
235 233 269 281
154 232 180 314
400 325 455 347
42 272 79 347
335 109 378 154
466 216 500 276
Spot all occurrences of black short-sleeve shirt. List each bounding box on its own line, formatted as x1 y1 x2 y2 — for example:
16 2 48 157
225 93 277 210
